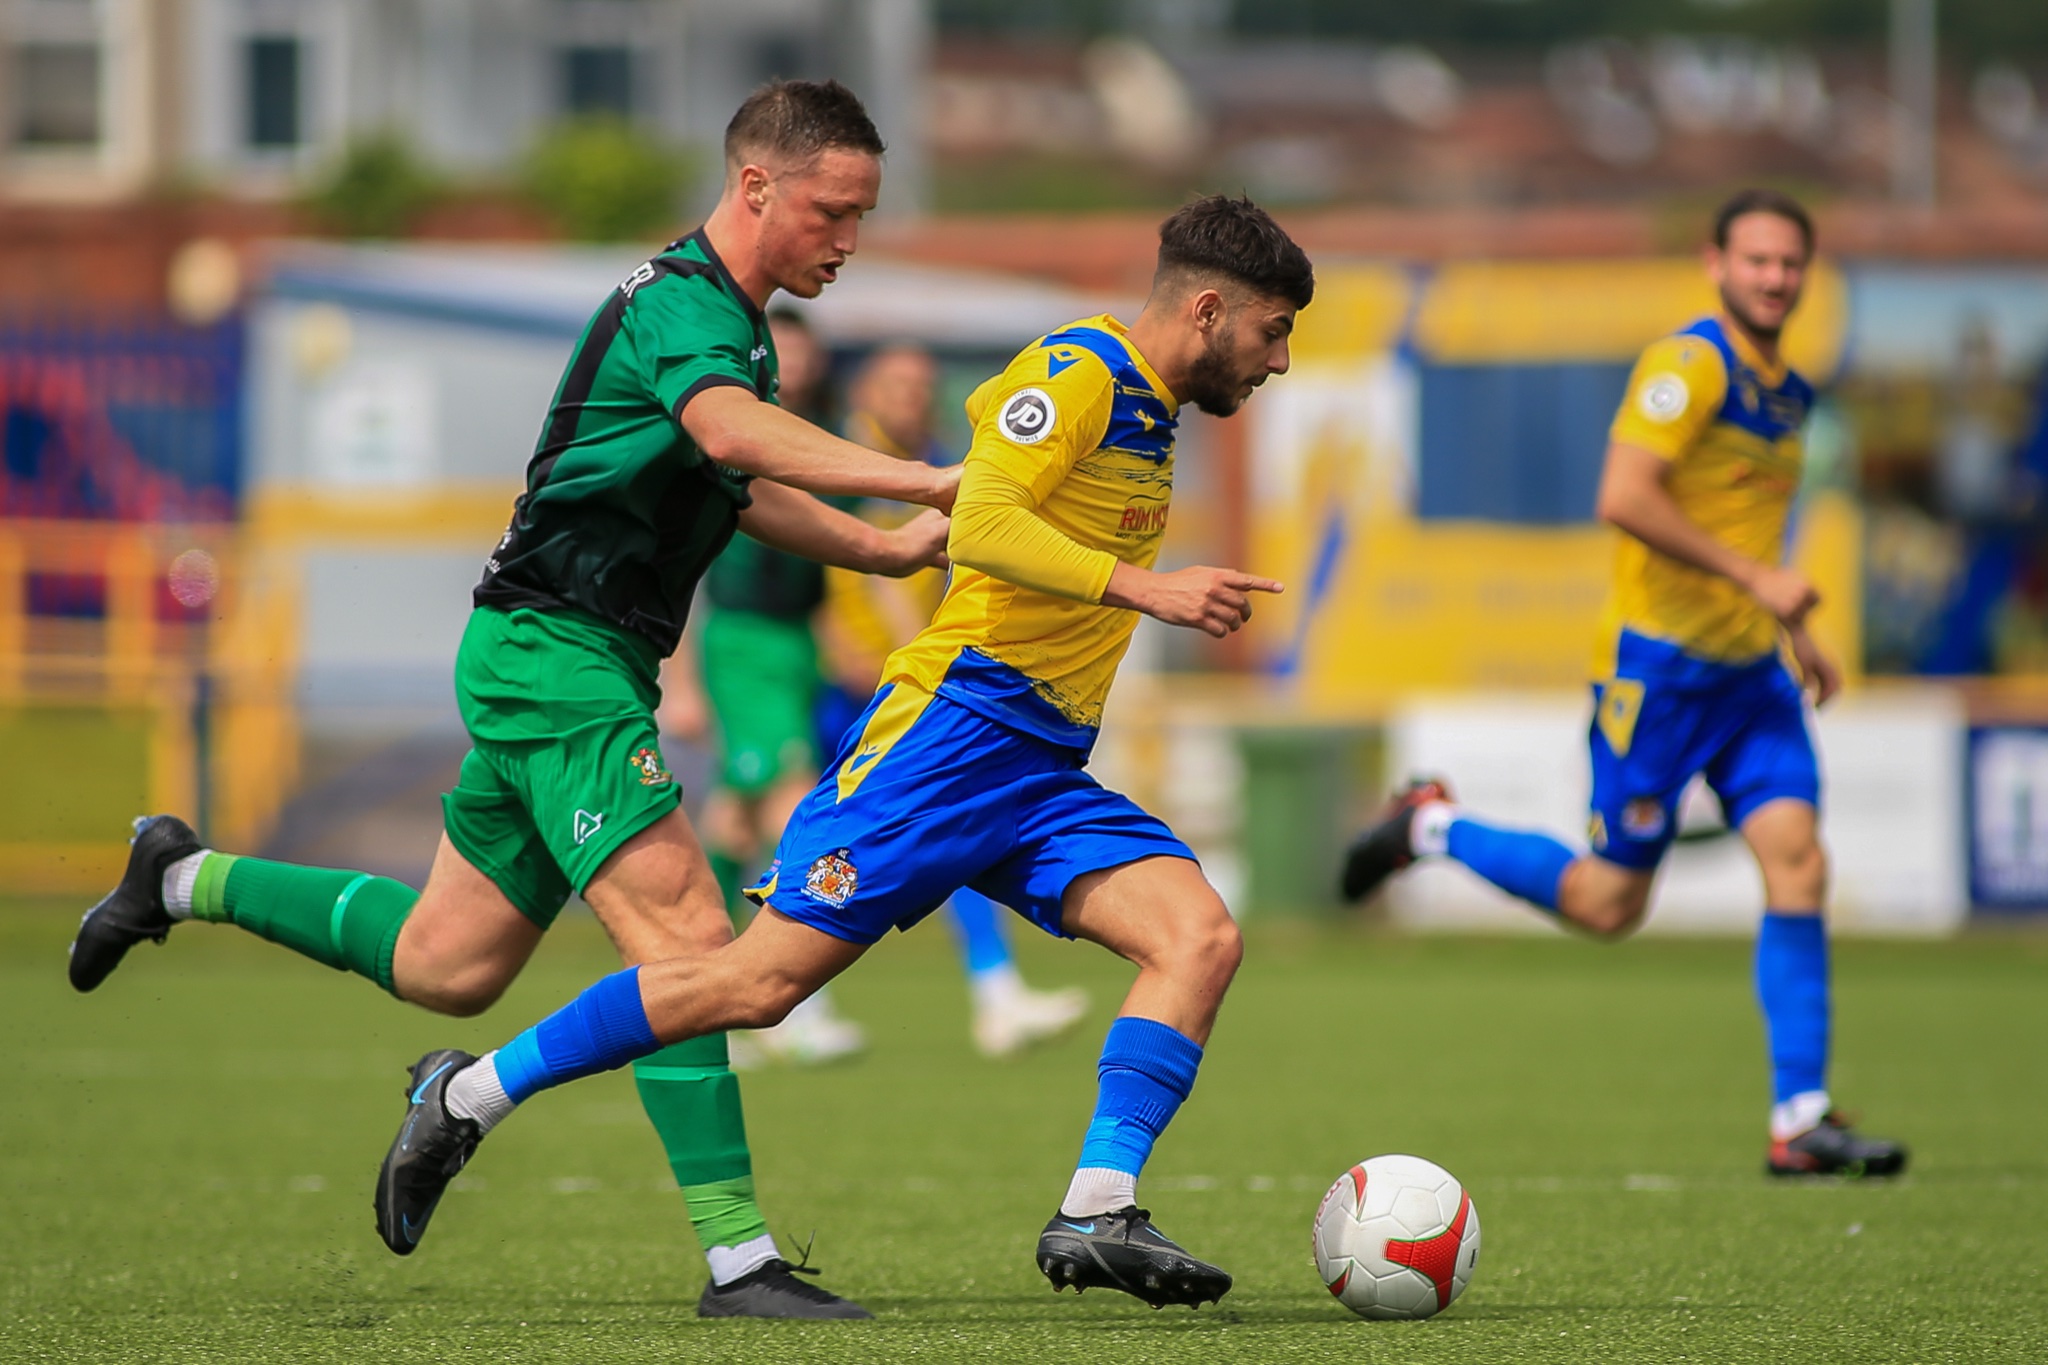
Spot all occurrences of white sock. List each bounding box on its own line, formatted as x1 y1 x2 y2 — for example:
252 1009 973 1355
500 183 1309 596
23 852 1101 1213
442 1052 517 1134
1771 1089 1832 1142
1411 802 1457 858
1060 1167 1138 1219
161 851 211 919
971 962 1023 1013
706 1231 780 1285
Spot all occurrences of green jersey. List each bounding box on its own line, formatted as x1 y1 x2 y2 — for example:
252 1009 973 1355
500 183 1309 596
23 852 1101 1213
474 229 776 654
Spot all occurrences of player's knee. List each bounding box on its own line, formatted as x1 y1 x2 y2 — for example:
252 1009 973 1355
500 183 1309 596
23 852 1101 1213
1157 902 1242 993
407 970 509 1018
1573 881 1652 940
1769 840 1828 908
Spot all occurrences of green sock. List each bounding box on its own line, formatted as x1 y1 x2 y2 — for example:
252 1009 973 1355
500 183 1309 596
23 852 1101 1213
189 853 414 995
634 1035 772 1260
708 850 745 926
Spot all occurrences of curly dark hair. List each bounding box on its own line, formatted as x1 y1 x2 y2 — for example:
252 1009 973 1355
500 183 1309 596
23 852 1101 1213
1712 188 1814 256
1154 194 1315 310
724 79 885 169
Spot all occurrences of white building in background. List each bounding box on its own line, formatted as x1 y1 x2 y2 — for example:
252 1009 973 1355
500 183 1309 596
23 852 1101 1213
0 0 929 211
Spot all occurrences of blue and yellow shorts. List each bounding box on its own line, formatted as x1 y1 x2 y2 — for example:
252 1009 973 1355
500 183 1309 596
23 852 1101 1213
747 684 1194 944
1588 631 1820 870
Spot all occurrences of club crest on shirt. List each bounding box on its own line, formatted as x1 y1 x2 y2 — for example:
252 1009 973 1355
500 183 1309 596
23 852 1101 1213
1621 798 1667 839
628 746 672 787
804 849 860 907
998 387 1056 445
1637 373 1689 423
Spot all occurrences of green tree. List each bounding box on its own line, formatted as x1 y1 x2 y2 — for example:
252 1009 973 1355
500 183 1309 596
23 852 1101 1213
304 134 440 238
522 117 694 242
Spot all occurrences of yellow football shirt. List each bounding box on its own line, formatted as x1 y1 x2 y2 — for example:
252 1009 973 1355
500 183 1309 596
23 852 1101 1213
880 314 1178 750
1595 315 1814 672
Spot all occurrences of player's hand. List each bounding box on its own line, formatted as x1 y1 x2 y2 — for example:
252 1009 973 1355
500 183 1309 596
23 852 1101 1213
1787 625 1842 707
878 508 951 576
924 463 962 514
1749 564 1820 627
1108 564 1285 638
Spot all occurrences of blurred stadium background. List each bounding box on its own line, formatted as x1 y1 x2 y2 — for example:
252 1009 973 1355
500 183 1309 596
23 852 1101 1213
6 0 2048 934
6 5 2048 1362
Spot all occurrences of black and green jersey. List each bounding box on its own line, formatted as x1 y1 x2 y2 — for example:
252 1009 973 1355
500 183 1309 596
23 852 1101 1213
703 535 827 621
474 229 777 654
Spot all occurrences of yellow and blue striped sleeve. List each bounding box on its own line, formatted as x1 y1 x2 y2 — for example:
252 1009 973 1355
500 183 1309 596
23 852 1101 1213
946 356 1120 603
1608 334 1729 462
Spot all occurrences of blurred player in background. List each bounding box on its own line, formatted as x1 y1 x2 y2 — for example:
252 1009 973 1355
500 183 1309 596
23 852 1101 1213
671 324 1089 1061
663 305 869 1067
822 342 1090 1058
1342 189 1907 1179
375 195 1311 1310
69 79 953 1318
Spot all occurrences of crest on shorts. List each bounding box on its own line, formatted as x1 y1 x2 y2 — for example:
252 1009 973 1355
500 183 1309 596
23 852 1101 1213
1621 798 1667 839
803 849 859 907
628 746 673 787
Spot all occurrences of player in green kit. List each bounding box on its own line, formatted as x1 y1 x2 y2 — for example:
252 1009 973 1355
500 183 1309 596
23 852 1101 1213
66 80 950 1318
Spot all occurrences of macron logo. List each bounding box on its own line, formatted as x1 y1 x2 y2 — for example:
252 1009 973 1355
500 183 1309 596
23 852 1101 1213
574 810 604 845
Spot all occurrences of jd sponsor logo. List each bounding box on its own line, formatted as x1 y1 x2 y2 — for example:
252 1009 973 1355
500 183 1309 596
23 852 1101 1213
998 387 1055 445
573 809 605 845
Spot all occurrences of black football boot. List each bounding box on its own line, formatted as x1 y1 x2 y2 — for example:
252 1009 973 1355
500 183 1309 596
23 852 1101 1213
374 1049 483 1255
1036 1206 1231 1308
69 814 203 992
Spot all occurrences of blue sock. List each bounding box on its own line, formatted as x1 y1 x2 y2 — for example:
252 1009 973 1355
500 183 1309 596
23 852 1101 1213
1754 911 1830 1104
1076 1017 1203 1179
493 967 661 1104
1446 816 1576 912
947 888 1012 976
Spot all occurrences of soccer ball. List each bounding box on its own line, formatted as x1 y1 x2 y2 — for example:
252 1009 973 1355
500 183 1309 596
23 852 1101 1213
1312 1154 1480 1320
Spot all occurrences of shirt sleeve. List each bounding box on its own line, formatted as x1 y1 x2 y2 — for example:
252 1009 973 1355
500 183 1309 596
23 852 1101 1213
1608 334 1729 461
945 357 1119 604
631 281 759 419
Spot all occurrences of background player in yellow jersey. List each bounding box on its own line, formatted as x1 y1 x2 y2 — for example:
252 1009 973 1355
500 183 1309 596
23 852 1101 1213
379 195 1313 1310
820 342 1091 1058
1341 189 1907 1179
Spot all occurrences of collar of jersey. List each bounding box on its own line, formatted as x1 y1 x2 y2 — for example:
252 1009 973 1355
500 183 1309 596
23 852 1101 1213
676 227 766 324
1713 311 1790 389
1077 313 1180 417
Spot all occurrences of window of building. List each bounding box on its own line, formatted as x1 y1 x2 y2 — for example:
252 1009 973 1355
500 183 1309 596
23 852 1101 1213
14 43 100 147
246 36 302 148
562 46 633 117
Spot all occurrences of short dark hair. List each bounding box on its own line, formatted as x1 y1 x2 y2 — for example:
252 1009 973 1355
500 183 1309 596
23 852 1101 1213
1712 188 1814 256
1154 194 1315 311
724 79 884 171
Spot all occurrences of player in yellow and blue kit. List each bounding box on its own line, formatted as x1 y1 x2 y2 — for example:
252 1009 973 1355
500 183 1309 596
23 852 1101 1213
1342 190 1906 1179
376 196 1315 1310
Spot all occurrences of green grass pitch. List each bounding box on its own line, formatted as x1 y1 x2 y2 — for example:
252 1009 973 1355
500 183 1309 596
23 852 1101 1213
3 902 2044 1363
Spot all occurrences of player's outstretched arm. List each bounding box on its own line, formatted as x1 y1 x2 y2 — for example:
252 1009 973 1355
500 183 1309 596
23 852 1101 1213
945 443 1282 634
1596 441 1819 627
737 478 949 577
1101 562 1284 639
682 386 959 511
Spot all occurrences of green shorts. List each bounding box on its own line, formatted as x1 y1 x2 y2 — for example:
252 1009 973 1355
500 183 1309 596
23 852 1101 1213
443 606 682 929
700 608 822 797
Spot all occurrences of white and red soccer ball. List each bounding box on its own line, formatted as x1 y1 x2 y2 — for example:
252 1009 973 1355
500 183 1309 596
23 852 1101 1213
1312 1154 1481 1320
